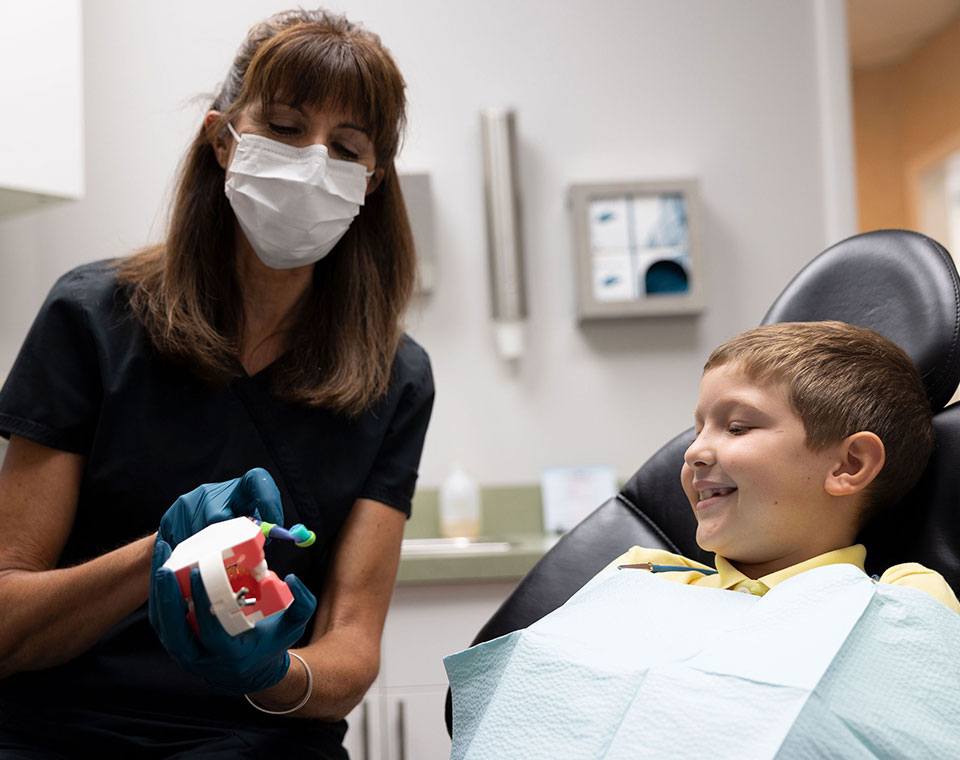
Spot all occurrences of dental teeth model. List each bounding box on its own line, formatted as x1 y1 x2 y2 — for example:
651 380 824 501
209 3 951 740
162 516 314 636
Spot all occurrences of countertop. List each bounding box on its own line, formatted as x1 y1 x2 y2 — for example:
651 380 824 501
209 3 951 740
395 484 555 584
396 533 559 585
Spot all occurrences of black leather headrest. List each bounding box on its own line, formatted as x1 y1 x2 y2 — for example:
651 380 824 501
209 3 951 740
762 230 960 410
860 403 960 587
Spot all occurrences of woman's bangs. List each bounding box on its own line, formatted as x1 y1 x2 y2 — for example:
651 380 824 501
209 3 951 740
246 30 383 138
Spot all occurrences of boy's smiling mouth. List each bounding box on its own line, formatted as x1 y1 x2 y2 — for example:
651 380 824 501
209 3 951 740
693 482 738 509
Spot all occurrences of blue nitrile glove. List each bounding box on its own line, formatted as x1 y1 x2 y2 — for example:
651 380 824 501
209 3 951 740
149 538 317 695
158 467 284 549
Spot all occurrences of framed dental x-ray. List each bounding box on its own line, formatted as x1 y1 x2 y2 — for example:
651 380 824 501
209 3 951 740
569 179 705 320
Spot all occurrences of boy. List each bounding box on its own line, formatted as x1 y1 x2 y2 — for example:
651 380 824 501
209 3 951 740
446 319 960 758
612 320 960 612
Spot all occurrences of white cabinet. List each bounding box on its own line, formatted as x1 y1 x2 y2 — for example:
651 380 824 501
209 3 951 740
344 581 517 760
344 692 383 760
383 687 452 760
0 0 84 214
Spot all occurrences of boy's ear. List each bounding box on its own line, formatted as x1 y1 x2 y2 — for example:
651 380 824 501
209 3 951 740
824 432 886 497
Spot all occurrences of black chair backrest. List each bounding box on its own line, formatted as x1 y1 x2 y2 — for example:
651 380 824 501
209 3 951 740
761 229 960 410
445 230 960 734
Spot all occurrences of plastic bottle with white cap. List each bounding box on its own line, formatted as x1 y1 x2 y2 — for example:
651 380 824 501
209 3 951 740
439 463 481 539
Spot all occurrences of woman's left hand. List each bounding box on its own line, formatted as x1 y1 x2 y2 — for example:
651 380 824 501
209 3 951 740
149 539 317 695
157 467 284 551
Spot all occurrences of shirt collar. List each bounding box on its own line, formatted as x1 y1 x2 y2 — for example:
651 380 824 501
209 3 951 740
713 544 867 590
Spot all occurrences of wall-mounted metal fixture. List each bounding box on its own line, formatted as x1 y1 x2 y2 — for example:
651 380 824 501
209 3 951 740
480 108 527 360
398 172 437 295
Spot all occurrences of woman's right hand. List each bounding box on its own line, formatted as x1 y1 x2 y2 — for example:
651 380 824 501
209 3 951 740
149 545 316 695
157 467 284 550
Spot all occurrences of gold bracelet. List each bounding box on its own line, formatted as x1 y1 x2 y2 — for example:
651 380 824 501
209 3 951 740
244 651 313 715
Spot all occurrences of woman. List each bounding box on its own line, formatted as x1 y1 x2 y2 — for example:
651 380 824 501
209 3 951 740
0 8 432 758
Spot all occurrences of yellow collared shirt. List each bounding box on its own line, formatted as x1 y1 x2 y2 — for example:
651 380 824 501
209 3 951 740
606 544 960 613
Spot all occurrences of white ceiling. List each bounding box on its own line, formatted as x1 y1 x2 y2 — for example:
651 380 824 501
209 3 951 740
847 0 960 69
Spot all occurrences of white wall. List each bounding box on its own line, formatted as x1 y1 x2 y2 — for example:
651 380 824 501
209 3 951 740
0 0 854 488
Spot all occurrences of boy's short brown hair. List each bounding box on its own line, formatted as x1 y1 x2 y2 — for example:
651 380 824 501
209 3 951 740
704 321 934 524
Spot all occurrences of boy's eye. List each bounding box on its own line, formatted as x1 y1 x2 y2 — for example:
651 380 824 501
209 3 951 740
727 423 749 435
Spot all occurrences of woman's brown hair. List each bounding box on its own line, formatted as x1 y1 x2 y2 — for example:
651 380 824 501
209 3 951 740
117 8 414 416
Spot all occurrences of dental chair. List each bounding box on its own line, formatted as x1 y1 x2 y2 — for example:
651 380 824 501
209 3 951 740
445 229 960 735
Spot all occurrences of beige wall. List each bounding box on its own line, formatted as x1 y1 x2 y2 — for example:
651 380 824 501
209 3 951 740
854 14 960 232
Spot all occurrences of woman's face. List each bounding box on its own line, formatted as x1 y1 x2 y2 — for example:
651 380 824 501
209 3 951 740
212 101 380 191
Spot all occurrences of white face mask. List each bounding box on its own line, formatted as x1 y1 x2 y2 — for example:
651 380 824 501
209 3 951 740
223 123 374 270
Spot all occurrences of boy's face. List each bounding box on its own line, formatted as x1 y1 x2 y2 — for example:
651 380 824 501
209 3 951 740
681 362 848 568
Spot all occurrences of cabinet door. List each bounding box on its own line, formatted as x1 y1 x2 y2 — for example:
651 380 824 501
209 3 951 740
384 687 451 760
382 582 517 688
343 695 383 760
0 0 83 201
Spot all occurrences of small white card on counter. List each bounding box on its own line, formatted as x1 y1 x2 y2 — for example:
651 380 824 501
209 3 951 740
541 465 618 535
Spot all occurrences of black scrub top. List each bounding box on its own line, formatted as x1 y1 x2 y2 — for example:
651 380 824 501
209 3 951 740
0 260 434 756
